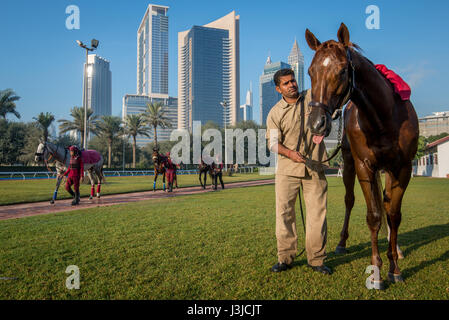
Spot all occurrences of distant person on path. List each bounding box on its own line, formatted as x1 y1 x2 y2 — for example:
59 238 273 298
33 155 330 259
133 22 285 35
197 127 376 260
266 68 331 275
60 145 84 206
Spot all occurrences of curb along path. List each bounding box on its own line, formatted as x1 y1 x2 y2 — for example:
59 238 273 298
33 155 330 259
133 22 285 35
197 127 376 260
0 179 275 221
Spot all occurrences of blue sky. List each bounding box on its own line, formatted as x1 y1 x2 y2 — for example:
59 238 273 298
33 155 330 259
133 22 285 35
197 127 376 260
1 0 449 126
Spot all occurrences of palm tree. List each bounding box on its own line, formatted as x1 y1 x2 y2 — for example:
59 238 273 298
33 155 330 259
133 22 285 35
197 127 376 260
96 115 123 167
141 102 172 149
0 89 21 119
123 114 151 168
58 106 98 145
33 112 55 141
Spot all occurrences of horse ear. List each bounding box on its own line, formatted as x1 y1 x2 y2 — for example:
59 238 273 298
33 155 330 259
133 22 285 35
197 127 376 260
305 29 321 51
337 23 350 47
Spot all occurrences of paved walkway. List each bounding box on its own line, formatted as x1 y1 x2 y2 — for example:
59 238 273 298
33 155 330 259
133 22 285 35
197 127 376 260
0 179 275 221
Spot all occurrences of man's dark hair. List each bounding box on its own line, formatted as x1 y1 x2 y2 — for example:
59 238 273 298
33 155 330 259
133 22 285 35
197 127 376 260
273 68 295 86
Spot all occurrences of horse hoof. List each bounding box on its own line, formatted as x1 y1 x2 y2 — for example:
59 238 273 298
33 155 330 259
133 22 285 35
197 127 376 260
388 273 404 283
367 279 386 290
335 246 348 254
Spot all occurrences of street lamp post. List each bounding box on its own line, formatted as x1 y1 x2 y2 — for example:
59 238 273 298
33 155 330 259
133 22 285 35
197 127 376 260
76 39 99 149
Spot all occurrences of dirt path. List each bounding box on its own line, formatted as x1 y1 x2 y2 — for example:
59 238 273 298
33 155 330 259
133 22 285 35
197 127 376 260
0 179 275 221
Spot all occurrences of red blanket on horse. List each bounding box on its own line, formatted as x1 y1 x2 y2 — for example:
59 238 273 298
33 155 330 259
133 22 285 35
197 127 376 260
375 64 411 101
81 150 101 164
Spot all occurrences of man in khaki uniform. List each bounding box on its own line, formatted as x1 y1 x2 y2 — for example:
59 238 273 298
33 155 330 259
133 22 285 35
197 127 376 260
266 68 332 275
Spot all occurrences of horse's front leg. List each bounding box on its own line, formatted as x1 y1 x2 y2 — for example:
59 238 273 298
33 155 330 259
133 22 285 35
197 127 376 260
153 172 158 191
51 173 63 204
336 145 356 254
162 171 166 191
383 167 410 283
355 159 385 289
199 171 204 189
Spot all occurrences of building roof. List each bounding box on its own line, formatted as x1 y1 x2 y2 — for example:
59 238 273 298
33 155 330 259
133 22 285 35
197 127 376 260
426 135 449 149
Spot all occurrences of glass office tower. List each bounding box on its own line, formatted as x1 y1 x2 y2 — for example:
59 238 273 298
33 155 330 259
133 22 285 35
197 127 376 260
259 57 291 125
137 4 169 96
178 11 240 130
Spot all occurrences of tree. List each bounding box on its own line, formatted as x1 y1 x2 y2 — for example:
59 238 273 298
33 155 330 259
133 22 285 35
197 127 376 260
427 132 449 144
54 134 80 148
123 114 150 168
33 112 55 141
58 106 98 145
89 135 133 168
18 123 42 165
0 119 27 164
141 102 172 149
0 89 21 119
96 115 123 167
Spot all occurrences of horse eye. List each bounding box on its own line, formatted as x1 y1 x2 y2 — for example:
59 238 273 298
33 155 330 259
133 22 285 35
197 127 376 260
339 69 347 78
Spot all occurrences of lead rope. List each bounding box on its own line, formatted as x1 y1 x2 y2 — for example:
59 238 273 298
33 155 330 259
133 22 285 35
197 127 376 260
296 95 307 258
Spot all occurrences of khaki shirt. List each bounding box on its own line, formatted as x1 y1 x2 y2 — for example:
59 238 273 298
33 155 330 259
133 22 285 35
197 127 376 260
266 89 328 177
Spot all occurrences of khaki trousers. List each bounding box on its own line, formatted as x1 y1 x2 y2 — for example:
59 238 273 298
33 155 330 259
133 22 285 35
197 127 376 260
275 172 328 266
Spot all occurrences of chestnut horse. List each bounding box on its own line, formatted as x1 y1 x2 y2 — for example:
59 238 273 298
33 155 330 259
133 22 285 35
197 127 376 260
152 148 167 191
305 23 418 288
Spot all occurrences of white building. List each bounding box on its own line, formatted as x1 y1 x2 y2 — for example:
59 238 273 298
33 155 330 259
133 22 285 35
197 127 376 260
239 83 253 122
419 111 449 137
137 4 169 96
288 39 305 92
413 135 449 178
83 54 112 118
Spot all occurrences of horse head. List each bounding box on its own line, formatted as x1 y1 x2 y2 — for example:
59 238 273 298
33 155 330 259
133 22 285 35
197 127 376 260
35 140 48 163
305 22 355 144
152 149 161 167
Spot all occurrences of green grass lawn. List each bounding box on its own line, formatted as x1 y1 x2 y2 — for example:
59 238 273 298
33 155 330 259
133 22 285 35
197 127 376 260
0 172 274 206
0 176 448 299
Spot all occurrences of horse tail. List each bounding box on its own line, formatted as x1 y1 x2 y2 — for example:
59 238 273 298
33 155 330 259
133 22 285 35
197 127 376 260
375 170 388 239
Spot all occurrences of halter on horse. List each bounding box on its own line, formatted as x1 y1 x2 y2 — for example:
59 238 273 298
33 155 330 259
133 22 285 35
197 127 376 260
305 23 419 289
35 141 105 204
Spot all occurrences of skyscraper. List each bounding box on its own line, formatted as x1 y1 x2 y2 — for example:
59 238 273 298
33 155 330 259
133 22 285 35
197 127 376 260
288 39 305 92
137 4 169 96
259 56 291 125
83 54 112 118
121 3 177 148
178 11 240 130
239 82 253 122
